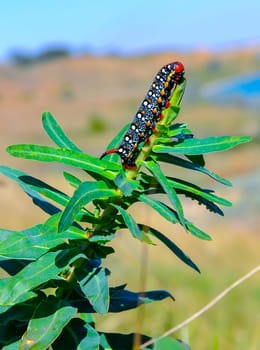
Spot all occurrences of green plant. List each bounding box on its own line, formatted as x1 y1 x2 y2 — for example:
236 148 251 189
87 112 107 133
0 77 251 349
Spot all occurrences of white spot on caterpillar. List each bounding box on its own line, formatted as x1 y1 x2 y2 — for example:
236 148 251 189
143 100 148 106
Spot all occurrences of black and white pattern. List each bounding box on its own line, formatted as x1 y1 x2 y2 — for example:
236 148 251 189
100 61 185 168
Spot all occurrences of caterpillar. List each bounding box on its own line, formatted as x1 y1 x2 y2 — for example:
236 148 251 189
100 61 185 169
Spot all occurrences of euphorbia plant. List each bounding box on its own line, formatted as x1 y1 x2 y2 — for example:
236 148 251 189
0 69 250 349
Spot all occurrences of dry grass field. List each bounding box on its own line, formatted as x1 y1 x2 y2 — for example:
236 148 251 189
0 49 259 349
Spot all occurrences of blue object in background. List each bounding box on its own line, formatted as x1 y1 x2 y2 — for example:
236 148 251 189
202 72 260 108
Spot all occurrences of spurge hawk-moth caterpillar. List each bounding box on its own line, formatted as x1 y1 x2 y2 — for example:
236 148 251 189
100 61 185 169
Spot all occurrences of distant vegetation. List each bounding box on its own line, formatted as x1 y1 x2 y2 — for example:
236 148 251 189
87 112 108 133
9 46 71 66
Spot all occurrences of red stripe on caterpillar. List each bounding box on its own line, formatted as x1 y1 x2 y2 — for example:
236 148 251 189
100 61 185 169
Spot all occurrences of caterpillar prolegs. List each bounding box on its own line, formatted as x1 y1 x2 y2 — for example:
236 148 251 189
100 61 185 169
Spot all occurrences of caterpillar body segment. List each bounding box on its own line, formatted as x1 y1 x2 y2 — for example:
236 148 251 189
100 61 185 168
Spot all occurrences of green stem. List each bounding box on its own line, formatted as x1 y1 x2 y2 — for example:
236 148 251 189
93 79 186 235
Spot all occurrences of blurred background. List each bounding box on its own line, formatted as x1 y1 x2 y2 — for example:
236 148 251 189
0 1 259 349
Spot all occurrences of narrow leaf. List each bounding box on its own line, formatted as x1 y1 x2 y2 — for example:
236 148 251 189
140 160 186 228
26 190 62 216
20 297 77 350
108 285 174 312
186 221 212 240
138 172 228 215
176 189 225 215
59 181 118 232
77 323 100 350
102 123 130 163
79 267 109 314
2 342 20 350
51 318 100 350
0 165 69 205
0 218 87 262
63 171 82 187
71 285 174 313
100 333 151 350
185 154 205 166
152 154 232 186
147 226 200 273
6 145 120 180
111 204 143 241
139 194 179 224
0 249 75 308
162 78 186 124
167 177 232 207
152 337 190 350
153 135 252 155
114 170 139 196
42 111 83 152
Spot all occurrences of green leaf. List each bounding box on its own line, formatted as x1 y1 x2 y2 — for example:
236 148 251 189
77 323 100 350
99 332 151 350
102 123 130 163
0 218 88 261
42 111 83 152
151 154 232 186
2 341 20 350
0 165 100 220
156 123 193 144
175 189 225 216
6 145 120 180
63 171 82 188
161 78 186 125
107 284 174 312
0 225 55 260
147 226 200 273
58 181 119 232
0 249 76 311
152 337 190 350
153 135 252 155
79 267 109 314
99 333 113 350
114 170 139 196
51 318 100 350
138 172 228 216
20 297 77 350
186 221 212 240
111 204 143 241
185 154 205 166
140 160 186 228
70 285 173 313
0 165 69 207
138 194 179 224
167 177 232 208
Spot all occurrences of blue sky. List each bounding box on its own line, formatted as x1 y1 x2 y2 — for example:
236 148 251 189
1 0 259 60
